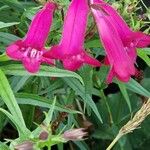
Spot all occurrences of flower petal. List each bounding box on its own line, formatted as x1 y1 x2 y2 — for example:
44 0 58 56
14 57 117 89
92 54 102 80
22 57 41 73
45 0 100 71
92 0 132 39
126 47 137 61
106 67 115 83
116 72 131 82
63 51 101 71
44 0 90 59
44 45 63 59
114 60 133 81
83 52 101 67
6 40 23 60
58 0 89 55
23 2 56 49
106 62 132 83
63 59 83 71
91 0 150 48
91 3 135 82
130 32 150 48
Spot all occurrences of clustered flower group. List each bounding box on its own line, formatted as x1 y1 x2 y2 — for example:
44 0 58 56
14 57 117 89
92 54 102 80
6 0 150 83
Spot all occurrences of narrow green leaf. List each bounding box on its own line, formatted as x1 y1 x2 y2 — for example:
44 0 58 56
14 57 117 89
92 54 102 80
73 141 90 150
11 76 30 92
80 66 93 96
0 108 26 136
0 69 29 135
0 64 84 85
138 48 150 55
0 5 9 12
0 21 19 29
44 97 56 126
117 80 131 113
137 50 150 67
0 0 24 10
0 53 10 62
24 6 41 20
64 78 103 123
0 142 9 150
15 93 82 114
20 105 35 129
0 32 20 45
126 78 150 97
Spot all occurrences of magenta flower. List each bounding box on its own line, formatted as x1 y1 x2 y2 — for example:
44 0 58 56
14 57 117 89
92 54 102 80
44 0 101 71
90 0 150 82
6 2 56 73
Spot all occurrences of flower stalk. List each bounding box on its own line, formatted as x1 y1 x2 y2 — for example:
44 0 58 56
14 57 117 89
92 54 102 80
106 98 150 150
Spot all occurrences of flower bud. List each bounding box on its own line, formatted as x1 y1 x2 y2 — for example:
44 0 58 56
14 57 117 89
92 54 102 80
14 141 34 150
62 128 88 141
39 131 49 140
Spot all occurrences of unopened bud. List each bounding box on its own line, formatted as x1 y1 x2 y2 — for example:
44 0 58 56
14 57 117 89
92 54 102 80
39 131 49 140
14 141 34 150
63 128 88 141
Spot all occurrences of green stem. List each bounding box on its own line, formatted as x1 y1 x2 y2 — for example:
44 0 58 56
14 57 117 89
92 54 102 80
100 90 114 124
76 99 86 120
140 0 148 10
48 146 51 150
106 132 123 150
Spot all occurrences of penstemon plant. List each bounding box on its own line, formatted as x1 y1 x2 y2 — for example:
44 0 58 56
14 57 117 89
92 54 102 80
0 0 150 149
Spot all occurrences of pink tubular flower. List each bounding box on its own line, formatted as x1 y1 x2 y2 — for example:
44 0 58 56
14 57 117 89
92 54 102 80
44 0 101 71
90 0 150 83
6 2 56 73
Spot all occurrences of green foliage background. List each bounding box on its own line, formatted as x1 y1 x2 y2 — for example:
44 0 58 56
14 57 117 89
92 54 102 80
0 0 150 149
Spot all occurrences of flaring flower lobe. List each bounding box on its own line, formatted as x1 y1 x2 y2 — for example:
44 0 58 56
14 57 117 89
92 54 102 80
6 2 56 73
